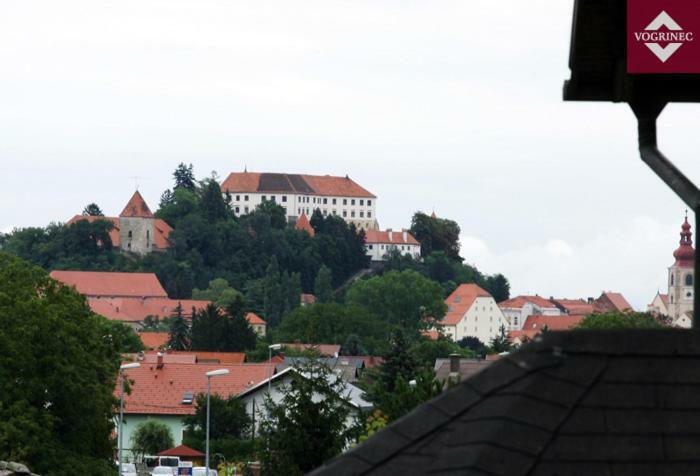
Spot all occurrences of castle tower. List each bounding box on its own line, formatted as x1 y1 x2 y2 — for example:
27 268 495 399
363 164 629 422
119 191 156 255
668 213 695 320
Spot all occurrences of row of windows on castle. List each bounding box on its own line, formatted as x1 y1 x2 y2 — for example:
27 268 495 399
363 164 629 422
233 205 372 220
232 194 373 207
671 273 694 286
367 243 416 251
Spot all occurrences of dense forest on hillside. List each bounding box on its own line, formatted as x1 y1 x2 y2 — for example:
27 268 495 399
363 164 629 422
1 164 510 338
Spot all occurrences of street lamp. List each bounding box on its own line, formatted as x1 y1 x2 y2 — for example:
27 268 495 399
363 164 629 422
118 362 140 476
267 344 282 394
205 369 230 476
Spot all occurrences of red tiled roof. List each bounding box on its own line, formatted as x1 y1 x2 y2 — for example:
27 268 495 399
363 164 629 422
136 351 246 364
158 444 204 458
440 284 492 326
189 352 246 364
301 293 317 305
521 314 585 331
120 191 155 218
281 343 341 357
597 292 633 312
87 298 208 323
422 330 440 341
550 298 595 315
50 271 168 298
246 312 266 326
295 213 315 236
139 333 170 350
138 352 197 364
118 363 274 415
66 215 173 249
220 172 375 198
365 229 419 245
499 295 557 310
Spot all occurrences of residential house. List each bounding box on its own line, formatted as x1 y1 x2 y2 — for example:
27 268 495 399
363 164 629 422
221 171 378 230
435 284 509 344
281 343 342 357
498 295 561 331
364 229 421 262
117 359 274 462
246 312 267 336
238 367 372 437
50 270 208 329
594 291 632 313
434 355 493 385
648 292 670 317
508 314 586 345
300 293 317 306
67 191 172 255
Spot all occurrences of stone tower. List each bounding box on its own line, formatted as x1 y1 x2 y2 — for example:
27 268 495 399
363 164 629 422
668 214 695 320
119 191 155 255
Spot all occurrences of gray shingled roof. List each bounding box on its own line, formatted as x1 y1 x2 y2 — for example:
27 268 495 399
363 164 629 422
309 329 700 475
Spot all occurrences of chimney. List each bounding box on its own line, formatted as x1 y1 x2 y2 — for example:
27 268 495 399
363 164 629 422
587 297 594 304
402 229 408 242
449 353 460 383
156 352 164 369
387 228 393 241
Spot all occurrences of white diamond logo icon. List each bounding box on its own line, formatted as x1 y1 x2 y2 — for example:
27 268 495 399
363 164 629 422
643 11 684 63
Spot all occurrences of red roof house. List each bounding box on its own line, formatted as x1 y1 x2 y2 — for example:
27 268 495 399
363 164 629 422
221 172 376 198
139 332 170 350
50 271 168 298
158 444 204 459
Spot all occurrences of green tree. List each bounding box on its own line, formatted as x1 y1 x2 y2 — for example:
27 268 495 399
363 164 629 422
346 270 446 329
82 203 104 216
489 324 512 353
259 363 359 475
173 162 196 192
131 420 174 460
458 336 488 356
314 265 334 303
183 393 250 445
369 370 443 422
0 253 122 475
224 294 257 352
410 336 475 366
263 257 285 327
576 311 664 329
199 178 230 223
484 273 510 302
341 334 367 356
410 212 461 260
167 303 190 351
105 320 145 353
193 278 244 310
191 304 228 351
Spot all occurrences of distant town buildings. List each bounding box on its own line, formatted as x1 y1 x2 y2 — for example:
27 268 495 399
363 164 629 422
499 295 561 331
436 284 510 343
364 229 421 262
648 214 695 328
220 171 379 230
49 270 268 333
67 191 172 255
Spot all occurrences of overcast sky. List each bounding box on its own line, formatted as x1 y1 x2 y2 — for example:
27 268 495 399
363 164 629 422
2 0 699 309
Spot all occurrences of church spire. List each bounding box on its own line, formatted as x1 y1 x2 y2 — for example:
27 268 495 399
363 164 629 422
673 212 695 267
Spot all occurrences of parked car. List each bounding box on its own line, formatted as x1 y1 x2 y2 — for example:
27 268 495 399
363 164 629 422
151 466 176 476
192 467 218 476
120 463 137 476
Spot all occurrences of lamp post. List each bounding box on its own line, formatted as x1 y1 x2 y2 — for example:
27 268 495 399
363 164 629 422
267 344 282 395
118 362 140 476
205 369 230 476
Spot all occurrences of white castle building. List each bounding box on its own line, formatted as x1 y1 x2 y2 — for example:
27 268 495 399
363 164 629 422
648 214 695 328
220 171 378 230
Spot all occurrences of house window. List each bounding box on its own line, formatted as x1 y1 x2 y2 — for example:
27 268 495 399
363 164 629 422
368 211 372 218
262 195 267 201
128 230 132 239
360 199 364 206
244 195 249 201
360 211 364 218
332 210 337 215
369 245 373 249
343 199 347 205
368 200 372 206
686 274 694 286
351 199 356 205
343 210 347 217
282 196 287 202
332 198 337 205
323 198 328 204
235 207 240 213
351 211 355 217
244 206 249 213
271 196 276 202
236 195 240 201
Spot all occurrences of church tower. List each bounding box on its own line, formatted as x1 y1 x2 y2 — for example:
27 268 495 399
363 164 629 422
668 213 695 320
118 191 156 255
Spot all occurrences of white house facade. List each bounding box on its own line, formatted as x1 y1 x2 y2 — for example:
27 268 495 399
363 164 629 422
498 295 561 331
364 229 421 262
221 171 379 230
436 284 509 344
